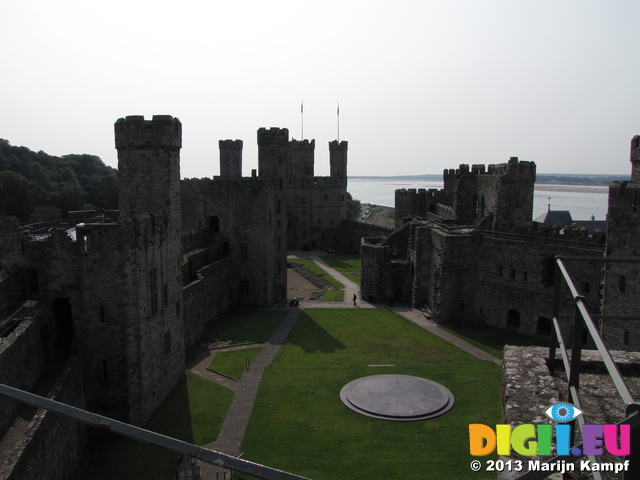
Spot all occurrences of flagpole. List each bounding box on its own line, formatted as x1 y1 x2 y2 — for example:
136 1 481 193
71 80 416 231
301 100 304 139
337 102 340 142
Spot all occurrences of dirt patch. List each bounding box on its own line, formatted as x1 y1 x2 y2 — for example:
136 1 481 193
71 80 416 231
287 269 321 300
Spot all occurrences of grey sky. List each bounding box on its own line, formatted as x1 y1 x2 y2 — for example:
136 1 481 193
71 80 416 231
1 0 638 178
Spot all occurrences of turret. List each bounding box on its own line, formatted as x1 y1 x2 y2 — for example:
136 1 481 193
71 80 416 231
115 115 182 224
290 139 315 178
329 140 348 184
257 127 289 179
219 139 243 177
631 135 640 183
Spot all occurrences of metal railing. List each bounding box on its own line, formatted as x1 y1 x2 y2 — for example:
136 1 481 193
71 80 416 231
0 383 312 480
515 256 640 479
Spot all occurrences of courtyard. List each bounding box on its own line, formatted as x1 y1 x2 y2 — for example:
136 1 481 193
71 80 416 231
84 254 505 480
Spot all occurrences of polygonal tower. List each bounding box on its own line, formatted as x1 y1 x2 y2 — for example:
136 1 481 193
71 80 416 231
631 135 640 183
219 139 243 177
115 115 182 230
329 140 348 186
290 139 315 179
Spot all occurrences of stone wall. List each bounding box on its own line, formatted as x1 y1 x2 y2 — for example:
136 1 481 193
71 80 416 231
0 355 86 480
362 218 606 340
0 313 46 437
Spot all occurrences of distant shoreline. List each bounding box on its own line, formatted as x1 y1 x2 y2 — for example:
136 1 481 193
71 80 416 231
349 174 629 186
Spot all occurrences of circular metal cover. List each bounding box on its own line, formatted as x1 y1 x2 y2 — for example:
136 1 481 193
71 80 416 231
340 374 454 421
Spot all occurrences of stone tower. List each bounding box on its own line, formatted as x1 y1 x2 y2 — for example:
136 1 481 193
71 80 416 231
290 139 315 178
329 140 348 186
219 139 243 177
601 134 640 350
115 115 182 229
257 127 289 300
101 114 185 424
631 135 640 183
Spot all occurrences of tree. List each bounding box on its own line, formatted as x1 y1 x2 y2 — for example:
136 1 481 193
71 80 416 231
346 192 362 220
0 171 32 221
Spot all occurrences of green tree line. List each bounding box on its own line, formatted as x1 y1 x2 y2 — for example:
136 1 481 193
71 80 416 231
0 139 118 222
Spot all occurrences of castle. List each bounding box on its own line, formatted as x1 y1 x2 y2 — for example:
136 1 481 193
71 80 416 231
0 115 348 479
361 137 640 352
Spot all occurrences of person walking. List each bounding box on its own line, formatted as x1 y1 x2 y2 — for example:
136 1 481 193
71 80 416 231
353 293 357 307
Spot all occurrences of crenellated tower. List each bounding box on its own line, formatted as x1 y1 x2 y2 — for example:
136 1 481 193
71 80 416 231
115 115 182 229
631 135 640 183
329 140 348 186
219 139 243 177
290 139 315 179
258 127 289 179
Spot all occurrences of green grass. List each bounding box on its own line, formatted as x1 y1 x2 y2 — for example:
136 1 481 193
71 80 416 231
85 371 234 480
441 321 547 359
207 347 262 380
239 309 501 480
321 289 344 302
319 254 361 286
203 308 286 344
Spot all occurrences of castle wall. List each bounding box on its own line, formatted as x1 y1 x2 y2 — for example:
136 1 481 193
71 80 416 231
181 177 285 307
182 256 231 348
0 314 46 437
601 154 640 349
364 219 605 339
0 355 86 480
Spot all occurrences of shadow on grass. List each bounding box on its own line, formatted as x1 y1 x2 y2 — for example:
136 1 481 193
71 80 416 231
441 321 547 359
284 311 346 354
84 373 194 480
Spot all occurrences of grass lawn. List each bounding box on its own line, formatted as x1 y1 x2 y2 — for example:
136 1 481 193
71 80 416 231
319 254 361 286
85 371 234 480
238 309 501 480
207 347 262 380
442 321 547 359
203 308 286 344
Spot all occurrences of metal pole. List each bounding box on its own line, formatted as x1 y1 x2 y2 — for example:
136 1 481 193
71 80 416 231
0 383 312 480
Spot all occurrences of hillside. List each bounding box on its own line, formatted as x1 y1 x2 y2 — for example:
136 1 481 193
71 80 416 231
0 139 118 222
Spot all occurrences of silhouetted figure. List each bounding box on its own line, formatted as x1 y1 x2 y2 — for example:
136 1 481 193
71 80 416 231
353 294 357 307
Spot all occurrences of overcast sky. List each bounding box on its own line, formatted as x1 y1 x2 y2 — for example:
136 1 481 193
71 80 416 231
1 0 639 178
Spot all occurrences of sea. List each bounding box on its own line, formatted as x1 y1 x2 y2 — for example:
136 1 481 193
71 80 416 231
347 178 610 222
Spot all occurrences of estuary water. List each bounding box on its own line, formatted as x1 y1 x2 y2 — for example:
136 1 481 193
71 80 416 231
347 178 610 222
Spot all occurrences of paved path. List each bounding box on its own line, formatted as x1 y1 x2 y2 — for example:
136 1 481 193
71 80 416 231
198 307 302 479
190 251 501 478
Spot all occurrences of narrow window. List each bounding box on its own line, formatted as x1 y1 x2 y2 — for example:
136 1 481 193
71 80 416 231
510 269 516 280
150 268 158 315
620 275 627 293
240 244 248 260
165 331 171 355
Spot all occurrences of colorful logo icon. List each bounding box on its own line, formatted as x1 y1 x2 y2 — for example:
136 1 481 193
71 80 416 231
545 402 583 423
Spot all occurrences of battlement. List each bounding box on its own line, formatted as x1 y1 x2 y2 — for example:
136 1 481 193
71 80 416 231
487 158 536 178
219 139 243 149
114 115 182 150
257 127 289 146
329 140 348 151
291 139 315 150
